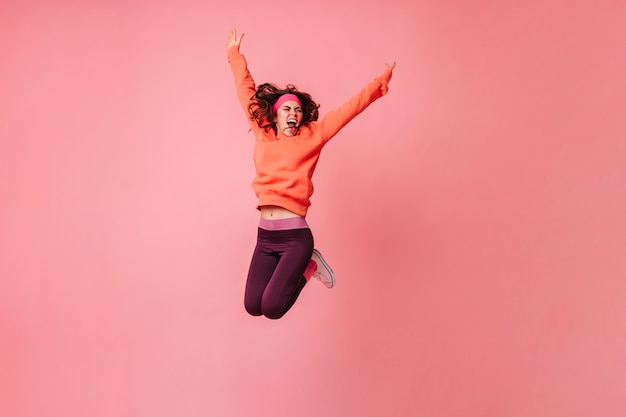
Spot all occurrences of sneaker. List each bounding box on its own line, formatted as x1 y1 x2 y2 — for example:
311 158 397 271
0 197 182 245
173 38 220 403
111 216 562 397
311 249 335 288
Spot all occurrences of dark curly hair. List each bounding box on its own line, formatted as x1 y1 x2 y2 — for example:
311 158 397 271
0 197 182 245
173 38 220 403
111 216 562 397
248 83 320 132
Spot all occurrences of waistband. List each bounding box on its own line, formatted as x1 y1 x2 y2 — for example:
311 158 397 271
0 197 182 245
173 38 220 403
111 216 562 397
259 216 309 231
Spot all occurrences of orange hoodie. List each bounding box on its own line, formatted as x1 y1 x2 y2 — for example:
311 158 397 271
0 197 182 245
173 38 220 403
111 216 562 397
228 46 392 217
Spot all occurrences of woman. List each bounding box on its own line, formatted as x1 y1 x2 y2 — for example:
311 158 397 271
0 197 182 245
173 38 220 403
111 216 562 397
227 29 395 319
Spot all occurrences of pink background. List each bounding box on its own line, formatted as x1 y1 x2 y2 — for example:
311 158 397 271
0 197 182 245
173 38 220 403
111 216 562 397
2 1 626 416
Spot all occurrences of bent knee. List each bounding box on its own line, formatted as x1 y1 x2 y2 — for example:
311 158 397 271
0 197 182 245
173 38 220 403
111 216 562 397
261 303 288 320
244 300 262 317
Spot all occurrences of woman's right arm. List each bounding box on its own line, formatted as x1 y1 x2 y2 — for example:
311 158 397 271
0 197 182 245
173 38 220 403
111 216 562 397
226 29 257 124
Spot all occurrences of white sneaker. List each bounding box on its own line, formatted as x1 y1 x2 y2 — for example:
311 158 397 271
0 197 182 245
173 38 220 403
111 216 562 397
311 249 335 288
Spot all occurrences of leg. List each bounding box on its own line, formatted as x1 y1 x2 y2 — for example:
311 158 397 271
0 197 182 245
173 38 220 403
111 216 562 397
259 228 314 319
244 231 279 316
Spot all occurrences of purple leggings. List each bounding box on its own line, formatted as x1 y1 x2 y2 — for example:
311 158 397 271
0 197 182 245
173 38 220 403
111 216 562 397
244 223 314 319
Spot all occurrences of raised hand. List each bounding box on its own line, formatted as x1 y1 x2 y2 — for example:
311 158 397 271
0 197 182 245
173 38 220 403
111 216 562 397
227 29 244 49
385 61 397 71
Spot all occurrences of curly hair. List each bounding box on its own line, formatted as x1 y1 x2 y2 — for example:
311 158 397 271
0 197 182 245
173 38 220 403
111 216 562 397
248 83 320 132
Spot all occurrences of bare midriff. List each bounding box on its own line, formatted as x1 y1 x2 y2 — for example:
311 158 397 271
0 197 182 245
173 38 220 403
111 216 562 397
260 205 301 220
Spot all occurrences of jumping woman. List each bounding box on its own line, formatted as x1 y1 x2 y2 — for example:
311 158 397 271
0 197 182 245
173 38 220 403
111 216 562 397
227 29 395 319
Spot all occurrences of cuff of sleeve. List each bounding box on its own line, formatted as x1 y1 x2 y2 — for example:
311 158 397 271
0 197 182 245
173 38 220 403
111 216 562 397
376 68 393 95
227 45 241 61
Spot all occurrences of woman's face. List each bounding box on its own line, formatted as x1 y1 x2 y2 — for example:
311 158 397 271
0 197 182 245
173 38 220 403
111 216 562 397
273 100 303 136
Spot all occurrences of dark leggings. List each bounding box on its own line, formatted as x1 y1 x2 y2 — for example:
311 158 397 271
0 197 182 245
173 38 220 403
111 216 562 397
244 227 314 319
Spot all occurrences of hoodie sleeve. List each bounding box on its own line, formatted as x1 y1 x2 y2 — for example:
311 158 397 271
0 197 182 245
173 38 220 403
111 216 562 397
227 46 259 131
318 68 393 143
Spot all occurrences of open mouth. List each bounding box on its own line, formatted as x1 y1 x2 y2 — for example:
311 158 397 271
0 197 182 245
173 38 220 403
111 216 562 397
287 119 297 128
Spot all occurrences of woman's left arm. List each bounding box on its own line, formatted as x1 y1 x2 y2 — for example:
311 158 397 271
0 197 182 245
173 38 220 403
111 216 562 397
319 62 395 142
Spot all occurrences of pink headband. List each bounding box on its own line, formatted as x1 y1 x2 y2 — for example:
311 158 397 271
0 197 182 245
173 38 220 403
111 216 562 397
273 94 302 112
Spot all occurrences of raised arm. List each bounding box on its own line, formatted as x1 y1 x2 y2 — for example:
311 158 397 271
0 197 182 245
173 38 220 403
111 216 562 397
227 29 258 127
318 63 395 142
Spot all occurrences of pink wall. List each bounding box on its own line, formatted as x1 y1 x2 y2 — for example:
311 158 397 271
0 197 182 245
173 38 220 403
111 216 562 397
2 1 625 416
